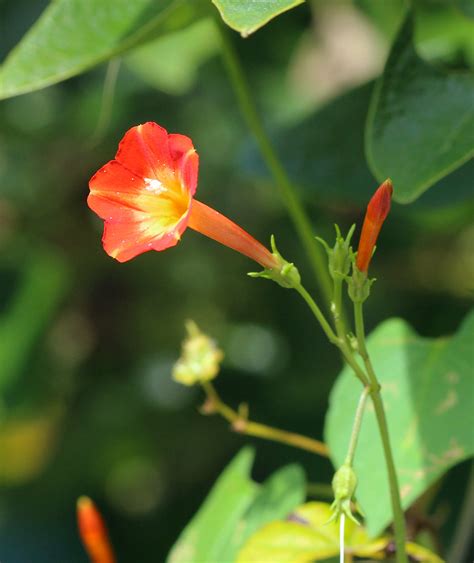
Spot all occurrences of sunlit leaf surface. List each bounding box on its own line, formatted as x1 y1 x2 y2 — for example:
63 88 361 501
325 311 474 536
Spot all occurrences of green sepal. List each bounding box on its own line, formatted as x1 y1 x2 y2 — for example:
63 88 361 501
347 266 375 303
316 224 356 281
248 235 301 289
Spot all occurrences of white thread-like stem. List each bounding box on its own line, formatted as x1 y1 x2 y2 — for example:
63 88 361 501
340 513 345 563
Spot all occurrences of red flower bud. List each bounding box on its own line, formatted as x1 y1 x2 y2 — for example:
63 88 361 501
356 179 393 273
77 497 116 563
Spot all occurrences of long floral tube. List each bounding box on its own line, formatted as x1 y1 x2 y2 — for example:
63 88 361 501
188 200 278 269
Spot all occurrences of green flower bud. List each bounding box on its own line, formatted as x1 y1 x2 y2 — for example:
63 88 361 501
316 225 356 281
328 463 360 525
172 321 224 386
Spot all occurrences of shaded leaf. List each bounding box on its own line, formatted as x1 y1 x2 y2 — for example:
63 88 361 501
325 311 474 536
249 82 473 209
0 0 200 100
365 14 474 203
272 83 375 205
212 0 305 37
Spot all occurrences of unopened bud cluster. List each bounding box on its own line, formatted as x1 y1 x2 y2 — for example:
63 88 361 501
173 321 224 386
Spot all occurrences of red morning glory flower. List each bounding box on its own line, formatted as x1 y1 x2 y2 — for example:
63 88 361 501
356 179 393 273
88 122 277 269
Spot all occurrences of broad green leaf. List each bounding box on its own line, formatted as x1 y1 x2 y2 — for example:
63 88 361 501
237 502 390 562
212 0 305 37
126 18 219 95
167 448 306 562
167 447 257 563
365 14 474 203
0 0 200 100
325 311 474 536
228 464 306 555
0 249 70 395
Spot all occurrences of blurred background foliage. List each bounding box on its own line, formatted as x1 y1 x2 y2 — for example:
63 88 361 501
0 0 473 561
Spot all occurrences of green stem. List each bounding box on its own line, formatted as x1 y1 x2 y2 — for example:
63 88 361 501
294 283 368 386
332 277 348 345
201 381 329 457
294 283 338 344
345 386 370 466
354 301 408 563
216 22 332 305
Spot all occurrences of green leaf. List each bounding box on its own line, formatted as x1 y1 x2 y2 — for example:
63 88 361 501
125 18 220 95
229 464 306 553
212 0 305 37
167 447 257 563
365 13 474 203
236 501 390 562
325 311 474 536
0 0 200 100
167 448 306 562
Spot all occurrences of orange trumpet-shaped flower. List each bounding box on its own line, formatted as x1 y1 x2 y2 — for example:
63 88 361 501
77 496 116 563
88 122 278 269
356 179 393 273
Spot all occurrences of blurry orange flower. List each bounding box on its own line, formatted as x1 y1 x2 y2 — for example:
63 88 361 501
356 179 393 273
77 496 116 563
88 122 277 269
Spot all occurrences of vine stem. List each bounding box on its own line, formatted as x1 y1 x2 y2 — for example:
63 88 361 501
354 301 408 563
216 22 332 305
332 278 347 344
294 283 369 386
201 381 329 457
345 386 370 466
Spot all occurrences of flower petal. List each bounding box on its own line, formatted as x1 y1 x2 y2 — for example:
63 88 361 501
101 213 189 263
168 133 199 196
88 122 199 262
115 122 173 179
